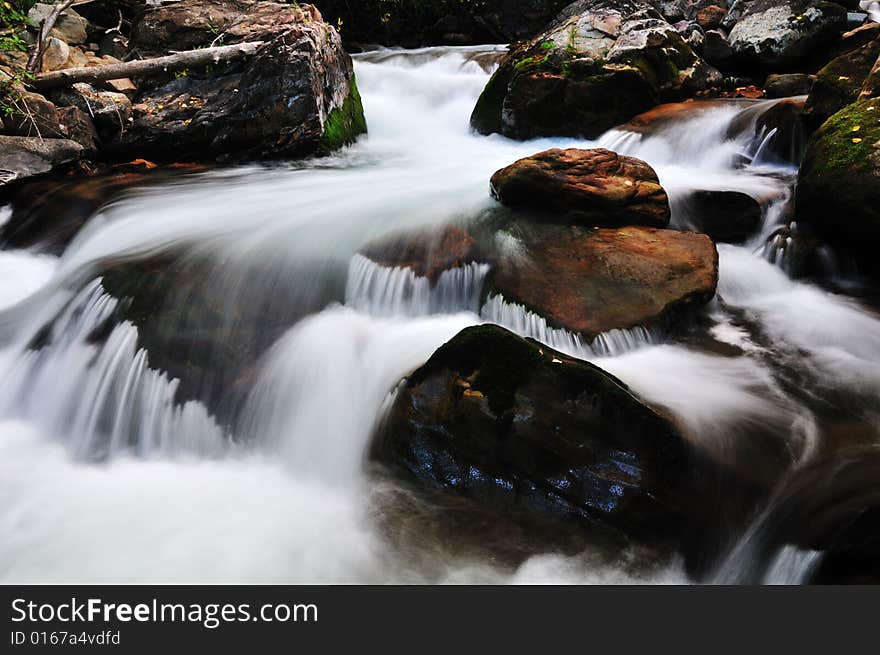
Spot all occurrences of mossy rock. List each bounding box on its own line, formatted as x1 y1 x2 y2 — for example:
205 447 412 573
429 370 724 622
796 97 880 278
320 75 367 152
803 37 880 129
470 0 720 139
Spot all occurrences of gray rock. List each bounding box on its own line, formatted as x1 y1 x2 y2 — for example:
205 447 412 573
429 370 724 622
0 136 83 184
728 0 847 70
28 4 89 45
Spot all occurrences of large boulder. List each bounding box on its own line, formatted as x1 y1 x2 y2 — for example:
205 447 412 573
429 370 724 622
796 96 880 279
0 136 83 186
489 148 671 228
372 323 715 554
470 0 721 139
130 0 319 56
486 223 718 339
116 9 366 160
727 0 847 71
803 30 880 127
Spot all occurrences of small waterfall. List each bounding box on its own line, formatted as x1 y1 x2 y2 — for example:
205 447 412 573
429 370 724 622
763 546 823 585
345 254 490 317
480 293 655 359
0 280 225 460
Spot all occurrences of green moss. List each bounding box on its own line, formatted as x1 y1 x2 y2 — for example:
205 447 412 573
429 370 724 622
470 65 512 135
320 75 367 152
807 98 880 178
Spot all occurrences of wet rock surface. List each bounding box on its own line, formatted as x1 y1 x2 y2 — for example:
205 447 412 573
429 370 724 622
490 148 671 228
372 324 715 556
486 223 718 339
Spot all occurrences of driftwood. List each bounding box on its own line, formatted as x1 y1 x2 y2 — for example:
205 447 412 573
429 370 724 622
29 41 265 90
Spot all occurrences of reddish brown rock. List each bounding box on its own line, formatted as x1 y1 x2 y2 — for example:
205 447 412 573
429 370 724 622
359 225 486 283
487 224 718 338
696 5 726 30
490 148 671 228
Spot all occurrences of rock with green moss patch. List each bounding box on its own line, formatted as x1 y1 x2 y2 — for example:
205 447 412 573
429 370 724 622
796 97 880 279
803 33 880 128
470 0 721 139
372 323 721 560
117 5 366 160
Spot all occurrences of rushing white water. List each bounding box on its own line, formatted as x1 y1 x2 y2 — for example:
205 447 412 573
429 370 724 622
345 255 489 317
1 46 879 584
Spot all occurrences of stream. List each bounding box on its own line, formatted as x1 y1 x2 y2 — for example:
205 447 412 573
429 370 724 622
1 46 878 584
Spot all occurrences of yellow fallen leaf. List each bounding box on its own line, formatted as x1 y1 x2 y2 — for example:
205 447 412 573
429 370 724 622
852 125 861 132
852 138 863 143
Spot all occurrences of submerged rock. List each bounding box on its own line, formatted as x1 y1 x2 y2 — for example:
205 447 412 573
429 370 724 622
489 148 671 228
470 0 721 139
117 8 366 160
796 96 880 279
486 223 718 339
727 0 847 71
373 323 713 553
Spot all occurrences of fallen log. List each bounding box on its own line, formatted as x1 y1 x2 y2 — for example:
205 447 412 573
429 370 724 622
29 41 265 90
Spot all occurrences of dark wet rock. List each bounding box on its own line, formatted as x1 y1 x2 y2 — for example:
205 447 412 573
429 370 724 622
723 448 880 584
0 161 207 254
486 223 718 339
681 190 762 243
727 0 847 71
311 1 574 48
116 14 366 160
470 0 721 139
2 91 98 153
803 31 880 127
359 225 488 283
702 28 734 68
490 148 671 228
724 96 807 164
796 96 880 280
372 323 717 558
0 136 83 186
130 0 320 56
764 72 815 97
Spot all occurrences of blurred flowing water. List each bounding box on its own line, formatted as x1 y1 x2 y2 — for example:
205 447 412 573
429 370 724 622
1 46 878 584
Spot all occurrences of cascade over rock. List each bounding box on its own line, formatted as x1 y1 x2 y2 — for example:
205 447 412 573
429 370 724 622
490 148 671 228
470 0 721 139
